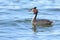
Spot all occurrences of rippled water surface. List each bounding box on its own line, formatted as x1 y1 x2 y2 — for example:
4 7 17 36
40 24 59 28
0 0 60 40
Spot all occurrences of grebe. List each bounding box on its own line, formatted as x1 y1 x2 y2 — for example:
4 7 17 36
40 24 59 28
31 7 53 32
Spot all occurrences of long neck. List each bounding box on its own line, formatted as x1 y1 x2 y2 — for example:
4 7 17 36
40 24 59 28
32 14 37 22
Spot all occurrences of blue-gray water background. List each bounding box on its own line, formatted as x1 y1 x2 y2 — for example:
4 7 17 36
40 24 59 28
0 0 60 40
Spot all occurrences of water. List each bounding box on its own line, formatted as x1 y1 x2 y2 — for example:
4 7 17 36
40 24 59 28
0 0 60 40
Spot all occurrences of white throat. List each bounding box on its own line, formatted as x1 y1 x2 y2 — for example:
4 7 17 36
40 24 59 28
32 14 37 22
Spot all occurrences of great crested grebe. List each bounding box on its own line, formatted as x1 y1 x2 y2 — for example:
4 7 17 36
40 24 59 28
31 7 53 32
